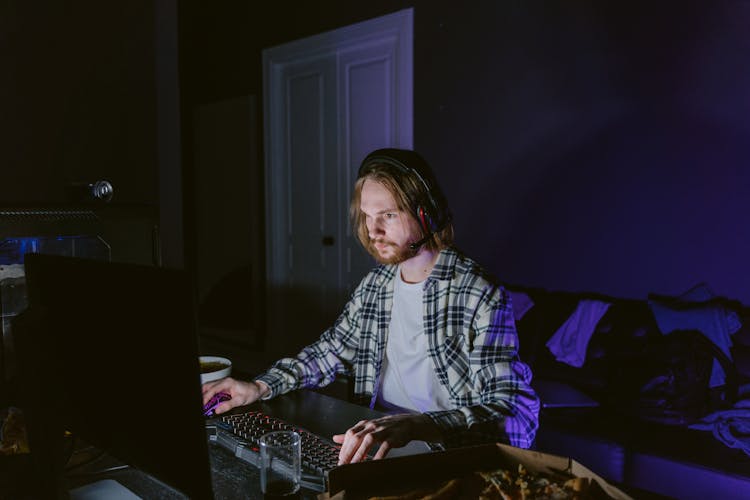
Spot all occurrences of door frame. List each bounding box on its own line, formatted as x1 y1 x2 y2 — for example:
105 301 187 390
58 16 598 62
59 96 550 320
262 9 413 352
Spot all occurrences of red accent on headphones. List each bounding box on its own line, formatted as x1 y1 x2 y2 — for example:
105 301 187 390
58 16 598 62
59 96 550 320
418 206 430 233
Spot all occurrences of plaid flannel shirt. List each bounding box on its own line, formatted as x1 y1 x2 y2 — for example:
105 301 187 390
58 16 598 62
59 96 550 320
255 247 540 448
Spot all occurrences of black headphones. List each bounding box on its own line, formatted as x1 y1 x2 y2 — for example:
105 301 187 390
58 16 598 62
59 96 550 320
358 148 450 248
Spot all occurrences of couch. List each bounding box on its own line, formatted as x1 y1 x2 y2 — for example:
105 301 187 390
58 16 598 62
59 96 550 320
511 285 750 499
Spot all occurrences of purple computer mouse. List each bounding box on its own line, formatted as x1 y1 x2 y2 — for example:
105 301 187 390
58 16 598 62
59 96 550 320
203 392 231 417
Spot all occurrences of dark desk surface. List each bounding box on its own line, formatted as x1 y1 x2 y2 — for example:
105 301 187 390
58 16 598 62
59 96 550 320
4 390 661 499
63 390 396 499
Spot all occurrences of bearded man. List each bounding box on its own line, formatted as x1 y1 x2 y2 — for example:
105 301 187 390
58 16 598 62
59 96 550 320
202 148 539 464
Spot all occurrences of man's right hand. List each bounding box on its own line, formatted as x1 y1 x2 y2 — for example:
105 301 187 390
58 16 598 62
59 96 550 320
201 377 270 415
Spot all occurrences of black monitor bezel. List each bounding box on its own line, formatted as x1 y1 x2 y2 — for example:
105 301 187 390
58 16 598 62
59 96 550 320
16 253 214 498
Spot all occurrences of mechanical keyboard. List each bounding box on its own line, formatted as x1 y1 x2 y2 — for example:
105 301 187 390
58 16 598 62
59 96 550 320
206 410 343 492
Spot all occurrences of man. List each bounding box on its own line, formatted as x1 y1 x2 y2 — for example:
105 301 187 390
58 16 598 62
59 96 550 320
202 148 539 465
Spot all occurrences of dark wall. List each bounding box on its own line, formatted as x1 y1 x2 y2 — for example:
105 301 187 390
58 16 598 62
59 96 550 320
1 0 158 205
416 1 750 302
1 1 172 267
182 1 750 303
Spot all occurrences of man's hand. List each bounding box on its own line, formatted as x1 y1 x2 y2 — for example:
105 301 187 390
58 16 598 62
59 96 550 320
332 413 440 465
201 377 269 415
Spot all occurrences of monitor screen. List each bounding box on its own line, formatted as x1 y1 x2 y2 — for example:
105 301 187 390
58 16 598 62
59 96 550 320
16 253 214 498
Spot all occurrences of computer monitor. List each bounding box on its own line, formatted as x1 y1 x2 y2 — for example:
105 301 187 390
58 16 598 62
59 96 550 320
15 253 214 498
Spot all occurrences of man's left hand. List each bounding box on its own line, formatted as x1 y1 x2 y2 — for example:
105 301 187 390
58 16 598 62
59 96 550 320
332 413 440 465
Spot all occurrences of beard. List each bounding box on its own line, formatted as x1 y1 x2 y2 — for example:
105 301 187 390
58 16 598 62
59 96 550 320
366 238 417 265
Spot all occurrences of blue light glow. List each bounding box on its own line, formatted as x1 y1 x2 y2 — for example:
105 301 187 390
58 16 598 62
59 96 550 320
0 236 89 265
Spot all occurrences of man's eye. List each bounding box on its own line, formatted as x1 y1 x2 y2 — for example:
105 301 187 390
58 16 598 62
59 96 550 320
385 213 396 219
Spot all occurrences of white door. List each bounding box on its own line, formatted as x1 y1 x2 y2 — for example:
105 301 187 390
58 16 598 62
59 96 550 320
263 9 413 356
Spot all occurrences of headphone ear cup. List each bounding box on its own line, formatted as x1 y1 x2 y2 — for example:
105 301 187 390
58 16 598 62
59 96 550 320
417 205 433 233
418 189 444 233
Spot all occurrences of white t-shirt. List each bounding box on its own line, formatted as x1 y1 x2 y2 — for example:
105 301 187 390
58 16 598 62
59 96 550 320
377 268 453 413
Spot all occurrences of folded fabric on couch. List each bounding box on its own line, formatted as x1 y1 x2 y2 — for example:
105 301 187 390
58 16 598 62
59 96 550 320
545 299 611 368
689 384 750 456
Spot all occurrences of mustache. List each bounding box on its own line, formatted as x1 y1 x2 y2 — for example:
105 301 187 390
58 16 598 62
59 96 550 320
370 238 394 246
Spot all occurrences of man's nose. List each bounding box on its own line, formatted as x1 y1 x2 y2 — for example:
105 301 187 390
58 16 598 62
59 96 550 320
368 220 384 239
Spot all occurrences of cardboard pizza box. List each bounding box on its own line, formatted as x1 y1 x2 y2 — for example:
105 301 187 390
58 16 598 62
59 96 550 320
322 443 633 499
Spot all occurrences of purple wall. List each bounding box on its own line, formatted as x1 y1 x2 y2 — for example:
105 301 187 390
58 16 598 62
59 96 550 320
184 0 750 303
414 2 750 302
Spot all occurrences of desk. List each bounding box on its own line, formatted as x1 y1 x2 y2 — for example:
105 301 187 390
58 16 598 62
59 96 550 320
5 390 659 499
62 390 415 499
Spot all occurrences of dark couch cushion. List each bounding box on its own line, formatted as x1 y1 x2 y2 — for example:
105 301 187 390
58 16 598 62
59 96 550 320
535 407 630 484
538 406 750 498
532 379 599 409
518 286 750 499
513 288 579 368
516 292 662 403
